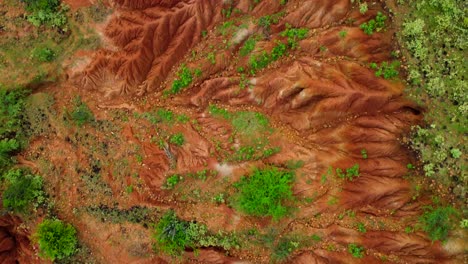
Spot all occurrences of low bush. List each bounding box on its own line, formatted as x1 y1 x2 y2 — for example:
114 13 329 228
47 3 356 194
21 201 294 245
419 206 459 241
231 167 295 220
169 133 185 146
152 210 238 256
360 12 387 35
348 243 364 258
70 96 94 126
0 88 28 173
23 0 69 29
2 168 44 213
370 61 400 79
167 65 199 95
35 219 78 261
239 37 257 56
32 47 56 62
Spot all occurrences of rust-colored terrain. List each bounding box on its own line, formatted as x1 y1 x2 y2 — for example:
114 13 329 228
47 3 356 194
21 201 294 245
1 0 466 263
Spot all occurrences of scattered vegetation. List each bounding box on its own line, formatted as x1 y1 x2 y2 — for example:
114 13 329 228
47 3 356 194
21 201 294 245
248 25 308 74
86 205 158 224
163 174 183 190
35 219 78 261
397 0 466 197
231 167 295 220
335 164 360 181
360 12 387 35
258 11 285 32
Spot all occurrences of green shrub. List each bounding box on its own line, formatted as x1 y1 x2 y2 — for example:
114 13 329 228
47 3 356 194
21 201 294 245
348 243 364 258
280 24 309 49
169 65 195 94
419 206 459 241
249 51 271 74
369 61 400 79
35 219 78 261
169 133 185 146
240 37 257 56
153 210 192 256
0 139 20 173
257 11 285 32
398 0 466 197
70 97 94 126
271 41 288 61
2 168 44 213
163 174 182 190
271 237 300 261
0 88 28 140
231 167 295 220
24 0 69 29
32 47 56 62
152 210 238 256
360 12 387 35
0 88 28 173
335 164 360 181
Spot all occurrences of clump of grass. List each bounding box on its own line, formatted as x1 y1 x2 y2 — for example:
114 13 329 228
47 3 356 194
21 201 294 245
231 167 295 220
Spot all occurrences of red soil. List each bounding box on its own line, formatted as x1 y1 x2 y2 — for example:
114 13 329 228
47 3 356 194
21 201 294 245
7 0 465 263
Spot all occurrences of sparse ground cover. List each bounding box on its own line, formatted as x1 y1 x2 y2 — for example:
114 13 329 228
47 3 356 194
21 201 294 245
0 0 466 263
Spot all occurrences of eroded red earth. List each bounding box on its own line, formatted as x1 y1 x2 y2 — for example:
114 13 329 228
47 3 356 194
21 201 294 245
2 0 466 263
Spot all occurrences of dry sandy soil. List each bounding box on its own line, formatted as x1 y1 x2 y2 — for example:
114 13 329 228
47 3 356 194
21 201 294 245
0 0 466 263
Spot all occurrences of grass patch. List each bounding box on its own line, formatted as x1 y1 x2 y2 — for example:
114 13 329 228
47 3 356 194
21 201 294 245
231 167 295 220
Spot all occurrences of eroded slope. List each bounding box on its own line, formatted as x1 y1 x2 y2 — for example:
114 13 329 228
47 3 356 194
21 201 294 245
16 0 465 263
